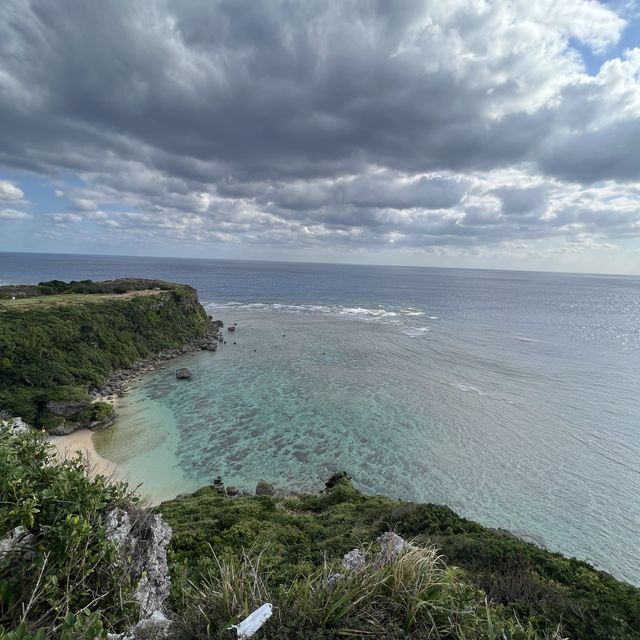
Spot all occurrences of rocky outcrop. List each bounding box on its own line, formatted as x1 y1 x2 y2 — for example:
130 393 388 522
329 533 411 587
44 401 116 435
175 367 191 380
376 532 408 564
46 421 80 436
0 526 36 558
255 480 275 496
342 548 366 572
106 507 173 638
324 470 352 490
46 399 89 420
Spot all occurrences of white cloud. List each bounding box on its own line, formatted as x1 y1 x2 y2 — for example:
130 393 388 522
69 197 97 211
0 208 30 220
51 212 83 224
0 180 24 201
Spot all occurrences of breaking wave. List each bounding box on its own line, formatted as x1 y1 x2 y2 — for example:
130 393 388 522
206 301 431 323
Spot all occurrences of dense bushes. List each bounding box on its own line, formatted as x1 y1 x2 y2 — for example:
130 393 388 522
169 544 565 640
77 401 115 425
0 284 209 426
0 431 135 636
161 476 640 640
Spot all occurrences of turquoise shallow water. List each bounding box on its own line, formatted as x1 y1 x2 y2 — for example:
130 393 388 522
2 254 639 584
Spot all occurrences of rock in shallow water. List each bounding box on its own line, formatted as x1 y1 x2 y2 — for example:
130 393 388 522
255 479 275 496
175 367 191 379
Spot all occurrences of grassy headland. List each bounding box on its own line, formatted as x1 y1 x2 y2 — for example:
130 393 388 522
0 279 213 431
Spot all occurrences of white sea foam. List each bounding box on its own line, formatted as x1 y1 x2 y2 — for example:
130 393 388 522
206 301 430 322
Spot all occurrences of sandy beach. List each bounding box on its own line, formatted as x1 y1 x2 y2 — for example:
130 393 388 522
48 428 119 480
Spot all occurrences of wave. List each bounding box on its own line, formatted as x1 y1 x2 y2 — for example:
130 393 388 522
436 379 518 406
205 300 431 322
402 326 431 337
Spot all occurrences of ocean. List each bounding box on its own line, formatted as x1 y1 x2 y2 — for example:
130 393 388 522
1 251 639 584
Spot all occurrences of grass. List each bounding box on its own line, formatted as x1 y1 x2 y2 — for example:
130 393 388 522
168 542 566 639
0 289 165 311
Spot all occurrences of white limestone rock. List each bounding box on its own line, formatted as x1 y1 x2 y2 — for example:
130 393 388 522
0 526 36 558
342 548 366 572
106 507 173 637
0 416 29 435
376 532 408 565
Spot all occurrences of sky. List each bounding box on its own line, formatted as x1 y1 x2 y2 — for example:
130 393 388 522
1 1 640 274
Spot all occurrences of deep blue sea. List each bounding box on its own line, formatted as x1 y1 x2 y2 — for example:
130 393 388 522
1 252 639 584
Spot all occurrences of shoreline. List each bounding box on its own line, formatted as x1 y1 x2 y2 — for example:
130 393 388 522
90 319 222 404
48 428 119 480
47 319 223 482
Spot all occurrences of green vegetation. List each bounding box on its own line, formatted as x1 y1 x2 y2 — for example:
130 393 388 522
0 430 135 638
0 280 209 428
169 543 565 640
77 401 115 425
161 475 640 640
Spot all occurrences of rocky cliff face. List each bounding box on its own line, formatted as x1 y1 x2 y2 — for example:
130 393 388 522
106 507 173 639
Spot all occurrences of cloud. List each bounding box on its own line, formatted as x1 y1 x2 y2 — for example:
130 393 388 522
51 212 83 224
492 185 549 217
69 197 97 212
0 180 24 201
0 208 30 220
0 0 637 264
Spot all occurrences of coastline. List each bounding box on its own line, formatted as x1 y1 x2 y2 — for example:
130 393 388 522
90 319 221 403
48 428 119 480
47 320 222 482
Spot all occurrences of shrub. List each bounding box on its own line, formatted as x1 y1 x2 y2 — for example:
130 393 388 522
0 612 108 640
169 544 566 640
38 415 66 431
37 280 68 294
77 402 115 426
162 478 640 640
0 431 136 635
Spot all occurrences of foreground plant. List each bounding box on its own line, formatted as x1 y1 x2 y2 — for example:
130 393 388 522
169 540 566 639
0 431 136 635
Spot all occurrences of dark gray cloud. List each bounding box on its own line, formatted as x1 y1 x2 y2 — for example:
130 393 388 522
0 0 638 265
492 186 549 217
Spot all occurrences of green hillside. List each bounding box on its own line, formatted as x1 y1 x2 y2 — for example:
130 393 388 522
0 280 210 428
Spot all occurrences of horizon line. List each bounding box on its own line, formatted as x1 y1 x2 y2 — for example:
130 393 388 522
0 249 638 280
